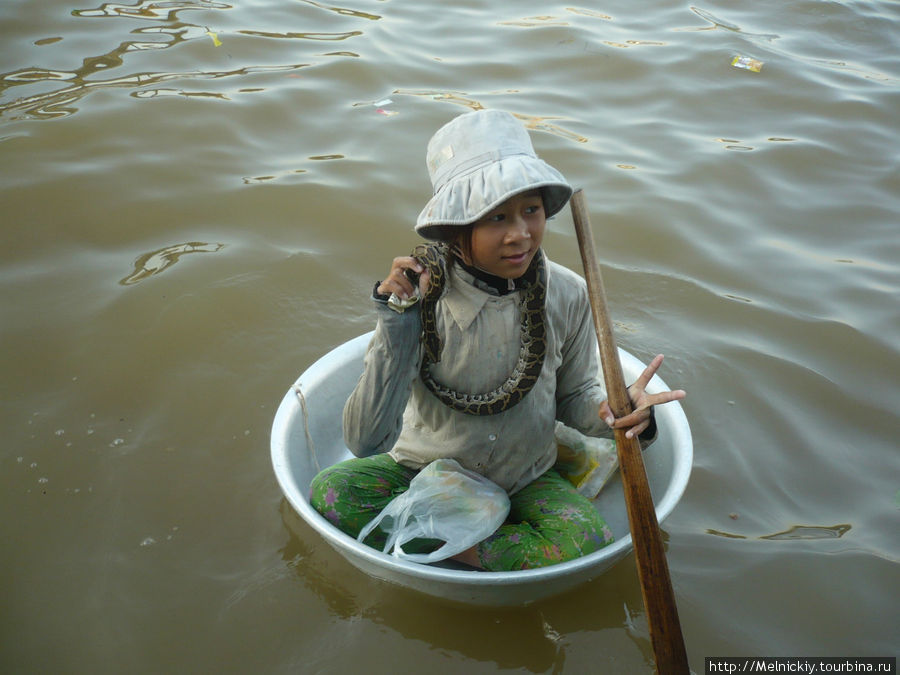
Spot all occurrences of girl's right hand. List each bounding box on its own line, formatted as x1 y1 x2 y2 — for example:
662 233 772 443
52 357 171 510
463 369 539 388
377 256 430 301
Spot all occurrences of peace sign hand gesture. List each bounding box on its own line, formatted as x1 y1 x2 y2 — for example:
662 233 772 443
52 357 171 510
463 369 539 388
598 354 686 439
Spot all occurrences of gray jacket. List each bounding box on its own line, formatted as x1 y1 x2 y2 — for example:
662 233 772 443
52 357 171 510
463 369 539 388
343 258 617 494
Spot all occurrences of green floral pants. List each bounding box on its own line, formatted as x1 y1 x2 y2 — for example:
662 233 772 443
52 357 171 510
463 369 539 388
309 453 614 571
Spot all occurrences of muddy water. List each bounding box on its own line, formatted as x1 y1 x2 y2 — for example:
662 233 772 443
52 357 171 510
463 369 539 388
2 0 898 672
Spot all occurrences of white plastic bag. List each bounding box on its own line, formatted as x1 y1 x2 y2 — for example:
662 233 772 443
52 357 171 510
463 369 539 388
357 458 510 564
554 421 618 499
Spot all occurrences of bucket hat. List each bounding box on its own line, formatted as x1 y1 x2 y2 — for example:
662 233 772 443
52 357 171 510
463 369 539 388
415 110 573 241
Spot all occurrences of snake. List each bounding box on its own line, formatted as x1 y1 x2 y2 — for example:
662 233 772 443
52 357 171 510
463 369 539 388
410 242 547 416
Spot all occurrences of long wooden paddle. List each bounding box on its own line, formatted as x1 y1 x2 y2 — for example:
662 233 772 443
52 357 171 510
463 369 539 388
570 189 689 674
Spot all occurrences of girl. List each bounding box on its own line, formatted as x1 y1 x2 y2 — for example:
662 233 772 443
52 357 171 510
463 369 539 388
310 109 685 571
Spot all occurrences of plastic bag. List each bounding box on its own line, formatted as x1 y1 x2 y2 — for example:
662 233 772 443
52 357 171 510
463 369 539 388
357 458 510 564
731 55 764 72
554 421 618 499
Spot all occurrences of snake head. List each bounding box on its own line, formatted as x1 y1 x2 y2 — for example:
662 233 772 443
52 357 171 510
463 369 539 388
403 266 421 286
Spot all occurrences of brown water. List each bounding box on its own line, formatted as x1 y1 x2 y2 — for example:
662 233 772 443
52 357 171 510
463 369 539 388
2 0 898 672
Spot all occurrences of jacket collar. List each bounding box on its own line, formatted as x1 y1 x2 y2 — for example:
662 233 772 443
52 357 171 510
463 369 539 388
442 263 514 332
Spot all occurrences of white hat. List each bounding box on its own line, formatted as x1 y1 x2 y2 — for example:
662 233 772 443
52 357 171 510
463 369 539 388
415 110 573 241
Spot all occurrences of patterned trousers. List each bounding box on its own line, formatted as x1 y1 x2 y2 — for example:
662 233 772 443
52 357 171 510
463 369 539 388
309 453 614 571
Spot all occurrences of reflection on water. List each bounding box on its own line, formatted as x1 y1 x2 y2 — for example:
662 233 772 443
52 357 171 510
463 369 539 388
687 6 780 42
120 242 225 285
73 0 231 21
760 524 853 541
278 500 653 671
298 0 381 22
0 0 370 120
237 29 362 40
2 61 316 118
706 523 853 541
393 89 589 143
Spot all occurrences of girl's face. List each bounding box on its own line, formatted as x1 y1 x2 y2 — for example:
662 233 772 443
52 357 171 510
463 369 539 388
467 189 546 279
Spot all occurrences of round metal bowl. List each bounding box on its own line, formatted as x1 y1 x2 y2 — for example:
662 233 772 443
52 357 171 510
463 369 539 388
271 332 692 607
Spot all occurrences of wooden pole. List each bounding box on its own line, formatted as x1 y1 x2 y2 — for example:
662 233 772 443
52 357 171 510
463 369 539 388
570 189 689 674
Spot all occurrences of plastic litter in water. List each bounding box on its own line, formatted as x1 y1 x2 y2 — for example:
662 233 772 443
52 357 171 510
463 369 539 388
373 98 398 116
732 55 763 72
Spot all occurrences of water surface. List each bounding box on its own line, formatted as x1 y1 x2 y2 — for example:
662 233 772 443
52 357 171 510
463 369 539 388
2 0 898 671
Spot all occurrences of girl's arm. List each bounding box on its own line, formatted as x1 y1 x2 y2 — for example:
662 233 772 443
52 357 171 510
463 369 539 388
555 283 611 437
342 256 430 456
342 304 421 456
555 281 684 443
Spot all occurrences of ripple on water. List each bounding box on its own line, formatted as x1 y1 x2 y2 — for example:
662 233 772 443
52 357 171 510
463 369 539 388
0 0 383 121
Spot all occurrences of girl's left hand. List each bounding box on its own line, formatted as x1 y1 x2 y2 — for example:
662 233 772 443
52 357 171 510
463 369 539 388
598 354 686 439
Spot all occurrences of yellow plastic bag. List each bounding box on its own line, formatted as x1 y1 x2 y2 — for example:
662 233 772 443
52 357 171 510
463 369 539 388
554 422 618 499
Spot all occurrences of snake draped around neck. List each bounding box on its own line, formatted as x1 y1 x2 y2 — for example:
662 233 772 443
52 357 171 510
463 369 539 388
412 242 547 416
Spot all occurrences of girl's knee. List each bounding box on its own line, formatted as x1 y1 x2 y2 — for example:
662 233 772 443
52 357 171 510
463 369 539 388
308 468 345 528
308 455 415 542
476 511 614 571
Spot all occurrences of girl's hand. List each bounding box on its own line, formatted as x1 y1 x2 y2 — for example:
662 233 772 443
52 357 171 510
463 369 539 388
598 354 686 439
377 256 431 301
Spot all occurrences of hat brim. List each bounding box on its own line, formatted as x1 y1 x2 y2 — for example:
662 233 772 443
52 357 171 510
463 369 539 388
415 154 573 241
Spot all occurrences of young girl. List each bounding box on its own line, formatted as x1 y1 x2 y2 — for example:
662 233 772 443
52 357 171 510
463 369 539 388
310 109 685 571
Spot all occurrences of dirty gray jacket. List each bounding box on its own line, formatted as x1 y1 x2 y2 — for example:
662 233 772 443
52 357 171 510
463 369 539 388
343 257 615 494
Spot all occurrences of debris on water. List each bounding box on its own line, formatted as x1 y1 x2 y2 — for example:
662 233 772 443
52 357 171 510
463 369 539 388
140 537 157 547
729 512 739 520
541 615 562 643
732 55 763 72
109 438 125 447
207 30 222 47
373 98 398 116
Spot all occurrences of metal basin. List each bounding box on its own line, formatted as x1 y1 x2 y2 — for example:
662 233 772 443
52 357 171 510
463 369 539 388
271 332 692 607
